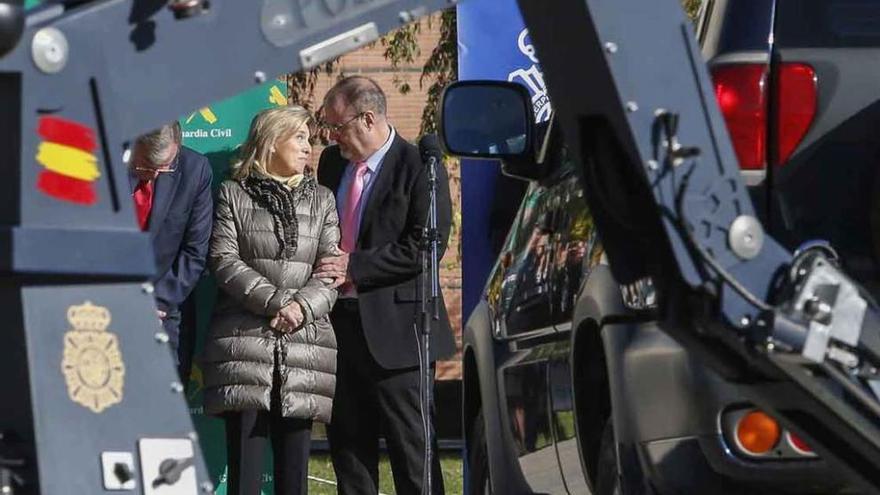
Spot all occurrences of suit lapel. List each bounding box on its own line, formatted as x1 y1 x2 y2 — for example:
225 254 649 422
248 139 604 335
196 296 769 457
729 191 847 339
327 157 347 194
148 169 182 234
357 135 402 245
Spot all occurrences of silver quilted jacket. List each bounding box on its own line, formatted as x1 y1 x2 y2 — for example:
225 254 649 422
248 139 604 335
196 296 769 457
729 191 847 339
202 175 339 423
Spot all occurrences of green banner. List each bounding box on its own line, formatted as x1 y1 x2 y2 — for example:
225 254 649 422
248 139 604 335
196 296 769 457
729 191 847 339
180 80 289 495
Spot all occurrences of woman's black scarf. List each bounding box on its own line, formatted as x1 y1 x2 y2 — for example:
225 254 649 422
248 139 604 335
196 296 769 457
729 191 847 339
238 174 317 259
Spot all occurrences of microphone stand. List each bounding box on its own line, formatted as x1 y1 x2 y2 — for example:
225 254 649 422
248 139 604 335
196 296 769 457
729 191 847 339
418 154 441 495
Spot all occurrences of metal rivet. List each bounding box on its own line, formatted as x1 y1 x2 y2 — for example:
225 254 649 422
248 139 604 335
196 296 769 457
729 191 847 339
626 101 639 112
272 14 288 27
32 27 69 74
728 215 765 260
254 71 266 84
646 160 659 171
171 382 184 393
141 283 154 294
604 41 618 54
155 332 170 344
201 481 215 492
766 341 776 352
740 316 751 327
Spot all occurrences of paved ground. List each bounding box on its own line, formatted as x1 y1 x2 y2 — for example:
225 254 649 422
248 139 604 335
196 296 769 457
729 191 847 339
518 439 592 494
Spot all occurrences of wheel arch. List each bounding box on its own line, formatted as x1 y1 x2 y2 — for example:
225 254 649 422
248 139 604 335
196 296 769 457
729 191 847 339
462 300 533 494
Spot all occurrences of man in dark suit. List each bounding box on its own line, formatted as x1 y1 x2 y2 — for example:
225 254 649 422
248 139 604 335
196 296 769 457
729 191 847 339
314 76 455 494
130 122 213 380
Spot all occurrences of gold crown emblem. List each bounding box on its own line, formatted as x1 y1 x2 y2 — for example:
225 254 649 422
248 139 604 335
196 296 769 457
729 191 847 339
66 301 111 331
62 301 124 413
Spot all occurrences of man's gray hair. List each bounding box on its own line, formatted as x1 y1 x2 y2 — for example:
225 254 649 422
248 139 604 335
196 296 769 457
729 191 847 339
135 122 182 165
325 75 387 116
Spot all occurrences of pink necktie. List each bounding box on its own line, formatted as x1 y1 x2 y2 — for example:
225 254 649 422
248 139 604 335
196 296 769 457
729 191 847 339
339 162 369 295
340 161 369 253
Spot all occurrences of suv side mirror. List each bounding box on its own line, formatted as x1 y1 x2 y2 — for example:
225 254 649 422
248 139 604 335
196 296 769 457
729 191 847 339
440 81 544 181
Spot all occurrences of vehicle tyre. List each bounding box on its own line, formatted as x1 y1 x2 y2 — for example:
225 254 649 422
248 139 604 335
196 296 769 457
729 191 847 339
467 409 492 495
596 418 623 495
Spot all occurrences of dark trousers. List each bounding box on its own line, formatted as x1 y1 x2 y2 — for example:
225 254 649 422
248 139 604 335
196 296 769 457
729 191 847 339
223 370 313 495
328 299 444 495
177 294 198 383
161 310 187 378
163 295 198 383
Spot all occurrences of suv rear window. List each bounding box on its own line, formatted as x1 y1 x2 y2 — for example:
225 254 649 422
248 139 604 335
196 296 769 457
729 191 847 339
777 0 880 48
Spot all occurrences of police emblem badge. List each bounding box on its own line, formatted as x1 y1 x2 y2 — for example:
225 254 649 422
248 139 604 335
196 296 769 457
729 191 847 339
61 301 125 413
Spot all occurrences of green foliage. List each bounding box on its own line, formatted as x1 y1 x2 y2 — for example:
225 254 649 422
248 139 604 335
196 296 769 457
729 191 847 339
682 0 702 20
419 9 457 136
287 61 337 112
381 22 422 95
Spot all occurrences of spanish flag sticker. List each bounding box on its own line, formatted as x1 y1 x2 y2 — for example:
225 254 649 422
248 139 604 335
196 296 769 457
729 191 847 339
35 116 101 206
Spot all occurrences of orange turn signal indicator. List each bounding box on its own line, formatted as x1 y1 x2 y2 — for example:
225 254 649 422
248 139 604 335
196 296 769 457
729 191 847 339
735 410 780 455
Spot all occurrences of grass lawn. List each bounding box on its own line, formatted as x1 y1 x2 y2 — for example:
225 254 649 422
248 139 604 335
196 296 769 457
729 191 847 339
308 453 463 494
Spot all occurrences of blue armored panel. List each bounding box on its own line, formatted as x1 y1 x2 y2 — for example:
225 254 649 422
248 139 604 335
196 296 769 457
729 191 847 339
20 284 204 493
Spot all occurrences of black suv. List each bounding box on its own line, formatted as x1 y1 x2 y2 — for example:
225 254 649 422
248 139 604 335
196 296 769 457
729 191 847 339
441 1 880 493
702 0 880 298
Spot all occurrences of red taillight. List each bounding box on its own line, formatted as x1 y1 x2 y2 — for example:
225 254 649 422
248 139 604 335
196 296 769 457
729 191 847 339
776 63 817 165
711 64 767 170
711 62 817 170
787 431 814 455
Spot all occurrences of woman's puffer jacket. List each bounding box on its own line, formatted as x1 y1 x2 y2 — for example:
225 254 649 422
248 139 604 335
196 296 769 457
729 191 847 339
202 175 339 423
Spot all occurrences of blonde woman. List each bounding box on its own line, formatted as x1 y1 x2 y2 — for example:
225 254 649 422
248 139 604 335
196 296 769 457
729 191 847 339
203 106 340 495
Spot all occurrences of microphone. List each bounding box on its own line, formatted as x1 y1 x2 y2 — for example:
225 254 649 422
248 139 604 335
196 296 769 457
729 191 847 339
414 136 442 495
418 134 443 168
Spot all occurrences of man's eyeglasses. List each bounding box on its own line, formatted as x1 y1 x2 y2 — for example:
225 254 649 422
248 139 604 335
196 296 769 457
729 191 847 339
319 112 365 134
132 151 179 175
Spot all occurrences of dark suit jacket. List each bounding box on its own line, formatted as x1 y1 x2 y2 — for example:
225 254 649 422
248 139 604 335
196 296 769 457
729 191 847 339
130 146 213 313
318 133 456 369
